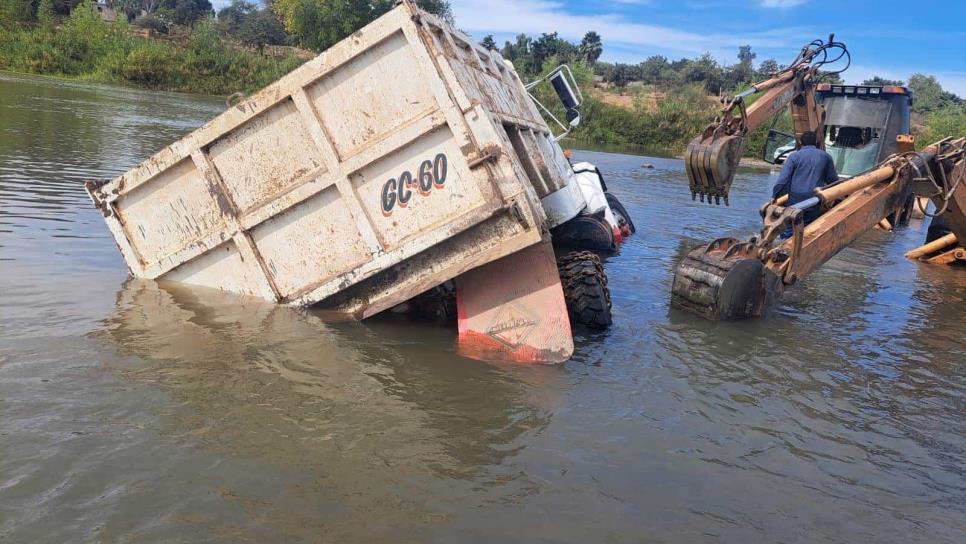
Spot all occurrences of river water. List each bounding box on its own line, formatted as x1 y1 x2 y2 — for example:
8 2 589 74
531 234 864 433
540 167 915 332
1 72 964 543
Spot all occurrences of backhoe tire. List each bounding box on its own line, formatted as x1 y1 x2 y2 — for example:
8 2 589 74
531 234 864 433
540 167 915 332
557 250 612 330
606 192 636 234
926 213 952 244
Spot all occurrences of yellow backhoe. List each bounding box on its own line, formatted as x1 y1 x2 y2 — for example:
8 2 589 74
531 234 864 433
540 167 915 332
674 37 965 319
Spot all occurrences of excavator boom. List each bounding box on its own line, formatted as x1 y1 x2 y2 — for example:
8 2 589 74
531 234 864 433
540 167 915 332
684 37 848 205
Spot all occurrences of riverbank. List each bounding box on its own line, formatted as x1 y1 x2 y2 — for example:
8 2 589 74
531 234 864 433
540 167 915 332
0 10 305 95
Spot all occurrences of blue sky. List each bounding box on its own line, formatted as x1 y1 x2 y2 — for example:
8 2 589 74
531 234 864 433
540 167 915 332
446 0 966 96
214 0 966 95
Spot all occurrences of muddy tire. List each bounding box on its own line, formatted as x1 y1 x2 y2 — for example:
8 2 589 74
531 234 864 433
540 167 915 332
606 192 636 234
557 250 612 329
551 213 615 251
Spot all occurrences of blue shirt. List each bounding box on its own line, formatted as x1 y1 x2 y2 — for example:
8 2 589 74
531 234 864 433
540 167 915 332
772 145 839 204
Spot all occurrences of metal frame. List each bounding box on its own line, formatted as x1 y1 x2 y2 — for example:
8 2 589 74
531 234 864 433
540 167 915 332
524 65 583 141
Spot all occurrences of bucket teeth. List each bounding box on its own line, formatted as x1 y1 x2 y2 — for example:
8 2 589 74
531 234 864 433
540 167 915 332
684 133 746 206
670 238 782 320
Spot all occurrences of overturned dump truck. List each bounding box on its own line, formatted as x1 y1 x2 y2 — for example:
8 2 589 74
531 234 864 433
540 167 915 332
85 0 634 364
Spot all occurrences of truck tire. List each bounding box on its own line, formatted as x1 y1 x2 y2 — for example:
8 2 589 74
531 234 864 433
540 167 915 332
551 213 616 251
556 250 612 329
605 192 636 234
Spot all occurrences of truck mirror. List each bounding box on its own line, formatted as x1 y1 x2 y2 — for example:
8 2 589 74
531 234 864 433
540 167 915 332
566 108 580 127
525 65 583 140
763 129 797 165
550 70 579 111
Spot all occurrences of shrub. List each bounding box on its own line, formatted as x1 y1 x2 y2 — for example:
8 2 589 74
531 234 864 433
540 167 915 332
134 14 169 34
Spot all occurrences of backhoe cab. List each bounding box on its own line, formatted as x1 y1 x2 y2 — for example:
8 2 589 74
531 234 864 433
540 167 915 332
763 84 913 175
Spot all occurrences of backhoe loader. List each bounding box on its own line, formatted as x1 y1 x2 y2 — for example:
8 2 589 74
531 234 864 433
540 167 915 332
673 36 966 320
682 36 908 206
672 135 966 319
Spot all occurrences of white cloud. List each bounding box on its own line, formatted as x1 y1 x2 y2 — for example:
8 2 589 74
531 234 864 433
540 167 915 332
760 0 808 7
450 0 799 59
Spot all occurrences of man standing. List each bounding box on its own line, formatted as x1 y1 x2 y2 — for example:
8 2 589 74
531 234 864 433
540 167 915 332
772 130 838 223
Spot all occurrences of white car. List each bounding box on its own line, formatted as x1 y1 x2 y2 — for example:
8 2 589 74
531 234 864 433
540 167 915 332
773 144 796 164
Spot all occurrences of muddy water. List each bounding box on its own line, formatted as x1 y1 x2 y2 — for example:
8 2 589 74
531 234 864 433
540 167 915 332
1 72 964 543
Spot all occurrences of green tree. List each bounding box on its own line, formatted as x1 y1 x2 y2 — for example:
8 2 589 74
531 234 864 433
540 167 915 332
111 0 162 20
158 0 212 26
906 73 960 113
501 34 531 66
480 34 495 50
611 62 631 91
919 105 966 145
272 0 450 51
500 32 579 77
637 55 670 85
578 30 602 65
737 45 755 65
815 70 843 85
861 76 905 87
728 44 755 87
755 58 779 80
236 7 287 51
681 54 724 94
217 0 256 34
531 32 576 68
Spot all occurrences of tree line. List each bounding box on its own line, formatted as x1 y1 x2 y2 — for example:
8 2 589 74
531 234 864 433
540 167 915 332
2 1 963 151
490 29 966 151
1 0 452 52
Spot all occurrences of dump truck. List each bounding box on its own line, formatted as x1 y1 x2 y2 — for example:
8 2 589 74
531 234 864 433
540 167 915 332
85 0 633 364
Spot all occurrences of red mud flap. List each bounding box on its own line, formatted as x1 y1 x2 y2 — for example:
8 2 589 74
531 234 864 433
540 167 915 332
455 241 574 364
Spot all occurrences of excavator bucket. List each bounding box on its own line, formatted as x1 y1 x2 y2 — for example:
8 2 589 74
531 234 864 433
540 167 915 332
670 238 783 320
455 241 574 364
684 132 746 206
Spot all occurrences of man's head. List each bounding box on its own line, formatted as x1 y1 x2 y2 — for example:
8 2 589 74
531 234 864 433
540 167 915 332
800 130 817 147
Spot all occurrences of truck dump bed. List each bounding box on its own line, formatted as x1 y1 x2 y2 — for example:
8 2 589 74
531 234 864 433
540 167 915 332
86 1 574 318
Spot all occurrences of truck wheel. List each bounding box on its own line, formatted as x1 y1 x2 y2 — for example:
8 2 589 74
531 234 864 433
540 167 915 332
551 213 616 251
606 192 636 234
557 250 612 329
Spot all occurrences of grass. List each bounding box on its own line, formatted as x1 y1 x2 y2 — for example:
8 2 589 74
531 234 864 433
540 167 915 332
528 59 720 154
0 2 306 95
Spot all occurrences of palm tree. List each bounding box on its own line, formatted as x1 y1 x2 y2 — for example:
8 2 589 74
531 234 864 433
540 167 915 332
579 31 602 65
480 34 496 51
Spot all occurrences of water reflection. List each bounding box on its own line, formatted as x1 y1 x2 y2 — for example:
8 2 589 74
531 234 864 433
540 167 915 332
101 278 558 469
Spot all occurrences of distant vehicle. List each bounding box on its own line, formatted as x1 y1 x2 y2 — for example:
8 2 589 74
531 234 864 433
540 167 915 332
772 142 795 164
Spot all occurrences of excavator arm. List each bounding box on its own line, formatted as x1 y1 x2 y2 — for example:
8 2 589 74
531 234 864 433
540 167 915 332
685 37 849 205
672 138 966 319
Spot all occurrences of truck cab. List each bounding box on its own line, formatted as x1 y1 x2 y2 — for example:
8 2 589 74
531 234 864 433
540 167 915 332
764 84 913 176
